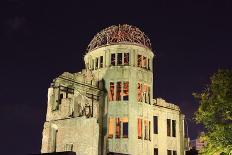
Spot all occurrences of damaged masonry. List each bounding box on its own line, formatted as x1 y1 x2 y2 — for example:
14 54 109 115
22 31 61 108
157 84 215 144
40 24 189 155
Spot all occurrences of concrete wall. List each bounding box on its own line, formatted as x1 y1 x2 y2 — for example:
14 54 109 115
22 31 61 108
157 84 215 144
41 117 99 155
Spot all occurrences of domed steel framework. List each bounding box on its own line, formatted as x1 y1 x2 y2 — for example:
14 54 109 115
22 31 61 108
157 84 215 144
87 24 152 52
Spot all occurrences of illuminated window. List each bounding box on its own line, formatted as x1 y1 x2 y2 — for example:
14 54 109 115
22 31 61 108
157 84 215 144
143 56 147 68
172 120 176 137
111 54 115 66
108 82 115 101
123 81 129 101
154 148 158 155
167 150 172 155
100 56 103 68
95 58 99 69
117 53 122 65
137 83 142 102
116 82 122 101
138 118 142 139
153 116 158 134
167 119 171 136
122 117 128 138
137 55 142 67
144 120 149 140
124 53 129 65
115 118 121 138
108 118 114 138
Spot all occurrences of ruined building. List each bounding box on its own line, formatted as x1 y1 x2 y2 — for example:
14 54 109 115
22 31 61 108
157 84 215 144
41 24 189 155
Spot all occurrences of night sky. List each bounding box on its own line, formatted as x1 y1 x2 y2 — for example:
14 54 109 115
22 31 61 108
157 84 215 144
1 1 232 155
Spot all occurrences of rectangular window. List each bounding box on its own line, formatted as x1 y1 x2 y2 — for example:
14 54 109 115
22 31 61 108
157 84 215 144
116 82 122 101
173 151 177 155
100 56 103 68
143 56 147 68
149 121 151 140
138 118 142 139
109 82 115 101
167 119 171 136
153 116 158 134
154 148 158 155
144 120 148 140
137 55 142 67
108 118 114 138
143 85 148 103
117 53 122 65
95 58 99 69
172 120 176 137
116 118 121 138
92 59 94 70
111 53 115 66
137 83 142 102
122 117 128 138
167 150 172 155
148 86 151 104
124 53 129 65
148 59 150 70
123 81 129 101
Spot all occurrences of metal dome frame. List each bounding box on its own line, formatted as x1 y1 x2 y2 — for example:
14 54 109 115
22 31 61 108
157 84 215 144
87 24 152 52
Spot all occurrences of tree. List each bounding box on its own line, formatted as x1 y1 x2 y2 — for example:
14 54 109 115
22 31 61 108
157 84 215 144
193 69 232 154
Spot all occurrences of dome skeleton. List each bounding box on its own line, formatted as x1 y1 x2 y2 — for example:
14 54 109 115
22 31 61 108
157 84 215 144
87 24 152 52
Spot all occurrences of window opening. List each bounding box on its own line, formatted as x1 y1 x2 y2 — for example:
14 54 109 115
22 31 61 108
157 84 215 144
173 151 177 155
149 121 151 140
108 118 114 138
143 56 147 68
167 119 171 136
116 82 122 101
172 120 176 137
148 86 151 104
144 120 149 140
122 117 128 138
95 58 99 69
92 59 94 70
167 150 172 155
138 118 142 139
109 82 115 101
154 148 158 155
100 56 103 68
111 54 115 66
144 85 148 103
137 55 142 67
124 53 129 65
137 83 143 102
117 53 122 65
148 59 150 70
123 81 129 101
153 116 158 134
116 118 121 138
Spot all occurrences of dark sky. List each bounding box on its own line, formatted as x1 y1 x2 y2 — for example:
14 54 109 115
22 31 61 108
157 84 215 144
0 0 232 154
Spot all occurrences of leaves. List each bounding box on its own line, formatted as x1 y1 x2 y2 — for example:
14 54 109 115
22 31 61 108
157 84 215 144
194 69 232 154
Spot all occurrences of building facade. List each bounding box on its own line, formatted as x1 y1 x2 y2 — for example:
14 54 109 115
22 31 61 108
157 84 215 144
41 24 188 155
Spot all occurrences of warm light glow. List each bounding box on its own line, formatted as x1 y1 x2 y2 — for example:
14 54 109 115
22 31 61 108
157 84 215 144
109 82 115 101
138 118 142 139
116 82 122 101
123 81 129 101
108 118 114 138
116 118 121 138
